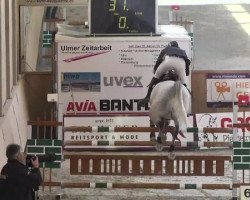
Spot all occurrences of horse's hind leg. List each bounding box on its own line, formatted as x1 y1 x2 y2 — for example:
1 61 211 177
157 119 168 143
169 123 179 152
168 122 179 160
159 119 169 143
150 120 156 142
155 119 165 151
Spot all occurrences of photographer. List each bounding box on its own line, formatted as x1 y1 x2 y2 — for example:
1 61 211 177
0 144 42 200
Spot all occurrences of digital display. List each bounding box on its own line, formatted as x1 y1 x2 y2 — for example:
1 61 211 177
90 0 156 34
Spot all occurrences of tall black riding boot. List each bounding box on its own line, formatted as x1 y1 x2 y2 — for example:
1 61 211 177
183 83 192 95
138 77 159 107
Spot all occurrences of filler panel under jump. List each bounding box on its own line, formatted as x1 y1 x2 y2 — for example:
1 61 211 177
64 154 231 176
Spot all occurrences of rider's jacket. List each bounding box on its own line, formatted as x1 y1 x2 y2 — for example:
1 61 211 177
153 46 191 76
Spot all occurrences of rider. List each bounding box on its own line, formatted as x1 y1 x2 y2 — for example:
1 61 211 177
138 41 191 107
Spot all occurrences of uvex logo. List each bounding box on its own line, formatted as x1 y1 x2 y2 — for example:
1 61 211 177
103 76 143 88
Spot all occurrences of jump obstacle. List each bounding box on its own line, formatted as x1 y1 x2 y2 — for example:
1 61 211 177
61 126 235 190
31 107 249 199
61 111 250 198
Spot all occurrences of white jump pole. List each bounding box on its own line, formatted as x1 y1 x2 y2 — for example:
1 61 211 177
232 104 239 199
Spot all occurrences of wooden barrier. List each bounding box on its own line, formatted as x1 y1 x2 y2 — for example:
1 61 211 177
64 126 233 134
61 182 232 189
64 126 174 133
64 154 231 176
64 141 232 148
28 120 62 139
233 123 250 128
42 181 233 189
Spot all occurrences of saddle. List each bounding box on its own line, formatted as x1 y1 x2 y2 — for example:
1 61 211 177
160 70 179 83
157 70 191 95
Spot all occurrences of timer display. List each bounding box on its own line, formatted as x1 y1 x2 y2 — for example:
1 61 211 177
90 0 156 34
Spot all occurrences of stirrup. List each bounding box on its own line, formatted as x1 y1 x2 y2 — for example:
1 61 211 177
138 98 150 107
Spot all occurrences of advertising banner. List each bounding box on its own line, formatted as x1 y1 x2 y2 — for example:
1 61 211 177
57 36 192 117
196 112 250 142
206 73 250 107
56 35 192 148
64 116 151 142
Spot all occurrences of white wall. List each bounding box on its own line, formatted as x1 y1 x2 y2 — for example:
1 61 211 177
1 0 7 106
25 7 45 71
0 79 29 169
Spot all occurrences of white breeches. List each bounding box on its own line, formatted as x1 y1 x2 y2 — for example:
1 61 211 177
154 56 187 84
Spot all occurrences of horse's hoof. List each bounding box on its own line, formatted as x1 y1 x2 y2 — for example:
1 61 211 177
169 145 175 152
157 136 162 144
155 143 163 151
150 132 156 138
161 134 167 143
168 152 176 160
150 137 156 142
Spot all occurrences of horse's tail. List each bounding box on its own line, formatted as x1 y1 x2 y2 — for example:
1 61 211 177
172 81 189 132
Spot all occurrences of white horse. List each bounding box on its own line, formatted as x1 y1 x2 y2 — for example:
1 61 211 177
149 73 191 158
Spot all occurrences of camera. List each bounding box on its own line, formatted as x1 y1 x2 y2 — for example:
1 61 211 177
26 153 56 168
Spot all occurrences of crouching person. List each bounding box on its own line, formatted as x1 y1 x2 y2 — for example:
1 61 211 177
0 144 42 200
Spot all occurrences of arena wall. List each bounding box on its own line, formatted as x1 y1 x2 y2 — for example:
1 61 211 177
0 79 29 169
